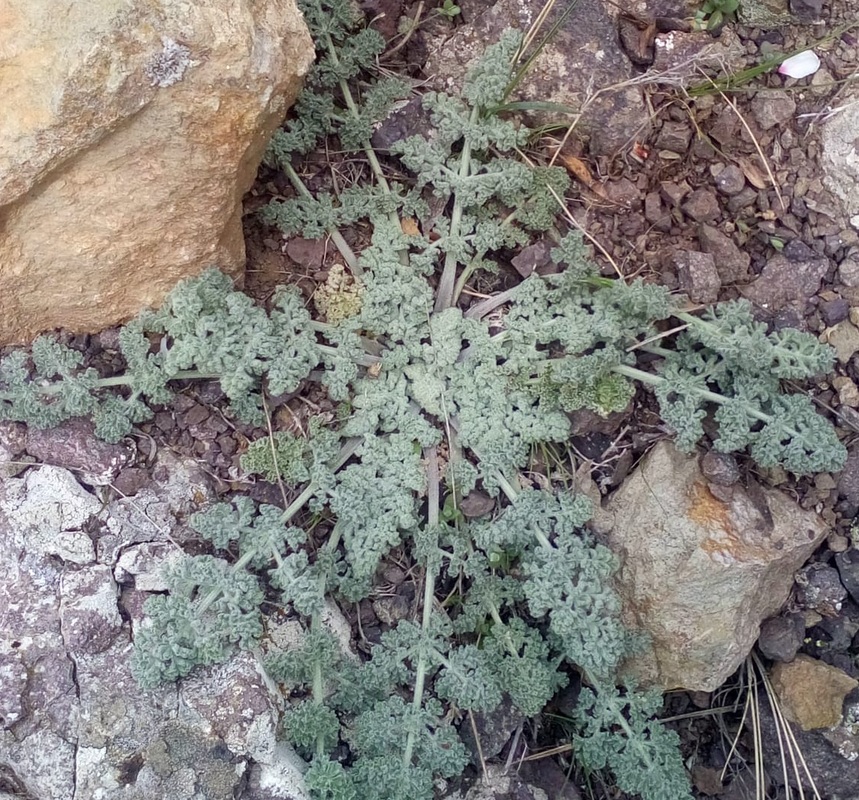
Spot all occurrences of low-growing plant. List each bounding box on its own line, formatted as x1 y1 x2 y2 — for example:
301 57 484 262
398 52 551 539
694 0 740 30
0 1 845 799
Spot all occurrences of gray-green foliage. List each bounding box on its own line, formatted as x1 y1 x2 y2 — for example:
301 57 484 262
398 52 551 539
0 1 847 799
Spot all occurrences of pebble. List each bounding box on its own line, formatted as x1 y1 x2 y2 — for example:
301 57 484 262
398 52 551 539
835 549 859 604
681 188 720 222
698 224 751 283
750 90 797 131
839 255 859 287
794 563 847 617
821 297 851 326
656 120 693 153
674 251 721 304
700 451 741 486
833 376 859 408
713 164 746 196
757 613 805 662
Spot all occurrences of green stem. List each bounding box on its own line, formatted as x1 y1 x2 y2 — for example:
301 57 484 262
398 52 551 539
435 105 481 312
401 447 440 769
0 370 221 400
609 363 775 425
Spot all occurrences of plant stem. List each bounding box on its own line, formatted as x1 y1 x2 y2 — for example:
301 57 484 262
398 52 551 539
402 446 440 769
435 105 481 311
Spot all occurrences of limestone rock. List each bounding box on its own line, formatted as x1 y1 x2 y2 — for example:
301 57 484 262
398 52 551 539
0 0 314 345
770 655 858 730
604 441 828 691
821 87 859 231
424 0 649 155
0 458 312 799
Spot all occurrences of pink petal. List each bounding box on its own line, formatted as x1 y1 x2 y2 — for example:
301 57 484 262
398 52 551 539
778 51 821 79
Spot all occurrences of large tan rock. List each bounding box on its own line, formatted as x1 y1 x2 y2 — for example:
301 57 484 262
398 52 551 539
602 441 827 691
0 0 314 345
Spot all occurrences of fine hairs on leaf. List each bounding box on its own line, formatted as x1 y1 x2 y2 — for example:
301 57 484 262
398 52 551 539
2 1 847 799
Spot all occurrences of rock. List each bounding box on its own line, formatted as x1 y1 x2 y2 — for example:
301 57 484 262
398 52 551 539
660 180 691 208
681 188 720 222
739 0 794 26
820 87 859 228
698 224 751 283
25 418 134 485
425 0 649 156
372 593 411 626
757 613 805 662
825 320 859 365
460 694 525 763
0 0 314 346
794 563 847 617
700 452 741 486
750 90 797 131
839 254 859 287
821 297 850 325
0 421 29 479
838 445 859 504
755 692 859 798
0 460 312 800
834 376 859 408
673 251 721 304
0 466 100 564
652 29 744 83
770 655 858 730
656 120 692 154
644 191 671 232
604 441 828 691
741 252 828 312
713 164 746 196
114 542 184 592
460 765 550 800
836 549 859 605
789 0 823 21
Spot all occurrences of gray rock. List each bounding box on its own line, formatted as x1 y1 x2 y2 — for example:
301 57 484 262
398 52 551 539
460 765 550 800
682 188 720 222
25 418 134 486
757 613 805 662
714 164 746 196
459 694 525 763
821 297 850 326
836 549 859 605
425 0 648 155
789 0 823 21
0 458 311 800
644 191 671 232
700 451 740 486
604 441 827 691
741 252 828 312
751 90 797 131
656 120 693 153
674 250 721 303
794 563 847 617
820 86 859 228
838 446 859 504
838 254 859 287
698 224 751 283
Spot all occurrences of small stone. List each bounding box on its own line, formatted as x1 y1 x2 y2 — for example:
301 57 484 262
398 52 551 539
835 549 859 605
216 434 237 457
838 255 859 287
644 191 671 231
700 451 740 486
794 563 847 617
656 120 692 153
182 404 210 427
821 297 851 326
460 490 496 518
770 655 858 730
112 467 150 497
827 533 850 553
372 594 411 626
698 224 751 283
838 447 859 504
741 252 828 312
714 164 746 196
604 177 640 207
673 251 721 304
751 90 797 131
825 320 859 364
789 0 823 22
833 376 859 408
681 188 720 222
155 411 175 432
660 180 690 207
726 186 758 213
757 613 805 663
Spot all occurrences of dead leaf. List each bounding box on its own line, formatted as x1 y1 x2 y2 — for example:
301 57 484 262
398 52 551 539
401 217 420 236
558 153 607 199
367 362 382 378
737 157 769 190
